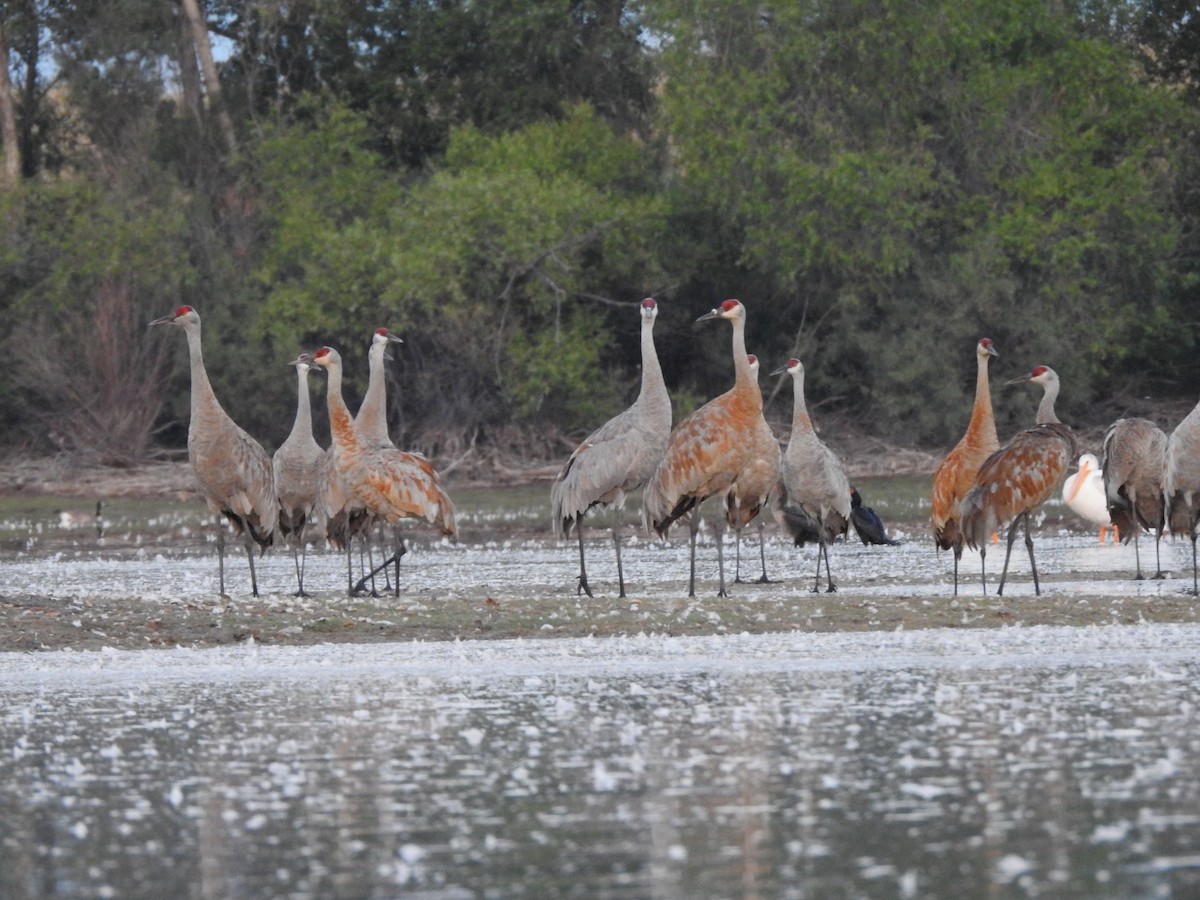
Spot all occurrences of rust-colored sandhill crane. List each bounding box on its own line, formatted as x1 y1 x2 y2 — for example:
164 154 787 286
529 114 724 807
931 338 999 594
1163 395 1200 594
150 305 277 596
643 299 761 598
310 345 456 596
319 328 404 594
725 354 781 583
552 298 671 598
273 354 325 597
1103 417 1167 580
772 357 851 592
960 365 1076 596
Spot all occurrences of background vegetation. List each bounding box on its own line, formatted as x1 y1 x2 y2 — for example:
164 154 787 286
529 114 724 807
0 0 1196 470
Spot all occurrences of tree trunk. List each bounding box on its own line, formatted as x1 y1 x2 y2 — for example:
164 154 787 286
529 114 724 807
0 21 20 188
179 0 237 155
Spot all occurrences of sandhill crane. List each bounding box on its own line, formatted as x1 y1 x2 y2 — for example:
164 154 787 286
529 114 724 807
1163 395 1200 594
643 299 761 597
960 365 1076 596
1103 418 1167 580
1062 453 1116 542
773 357 851 592
150 305 277 596
273 354 325 596
320 328 404 594
850 487 900 546
310 345 456 595
725 354 781 583
931 338 1000 594
551 298 671 598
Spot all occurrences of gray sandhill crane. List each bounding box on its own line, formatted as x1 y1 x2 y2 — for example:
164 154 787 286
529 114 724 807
320 328 403 594
1102 417 1167 580
772 357 851 592
150 305 277 596
1163 395 1200 594
960 365 1076 596
931 338 999 594
643 299 761 598
310 345 456 595
725 354 781 583
273 354 325 597
551 298 671 598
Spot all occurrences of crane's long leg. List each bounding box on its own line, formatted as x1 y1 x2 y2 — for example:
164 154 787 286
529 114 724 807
824 539 838 593
714 509 728 598
733 525 745 584
1133 525 1145 580
687 513 700 598
243 534 260 598
754 521 772 584
576 522 593 598
1153 528 1165 579
997 517 1022 597
1190 530 1198 596
951 544 961 596
613 528 626 599
811 536 825 593
978 542 988 596
291 543 310 598
216 523 227 598
1022 515 1040 596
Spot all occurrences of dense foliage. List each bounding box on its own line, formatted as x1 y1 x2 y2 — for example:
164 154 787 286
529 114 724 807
0 0 1196 465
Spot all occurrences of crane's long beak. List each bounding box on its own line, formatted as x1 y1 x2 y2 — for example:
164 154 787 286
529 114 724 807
1004 373 1032 386
696 308 723 323
769 364 789 377
386 332 403 344
148 313 175 327
287 353 312 367
987 345 999 358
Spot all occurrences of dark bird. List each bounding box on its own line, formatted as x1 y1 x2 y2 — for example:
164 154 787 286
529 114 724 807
1164 396 1200 594
150 306 277 597
552 299 671 598
960 366 1076 596
773 357 851 592
850 487 900 546
1103 418 1168 580
643 299 763 597
931 338 1000 594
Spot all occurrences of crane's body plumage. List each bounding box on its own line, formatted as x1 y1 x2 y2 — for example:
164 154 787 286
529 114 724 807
776 357 850 592
1102 417 1167 579
1163 397 1200 593
724 356 781 582
152 305 277 596
931 338 999 592
960 366 1075 595
273 358 324 595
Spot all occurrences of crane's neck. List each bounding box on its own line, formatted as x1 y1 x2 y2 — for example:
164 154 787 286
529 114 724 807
356 341 391 446
969 350 999 446
637 314 670 413
286 367 314 443
789 370 813 435
183 320 222 425
1035 379 1061 425
729 313 761 412
323 361 362 456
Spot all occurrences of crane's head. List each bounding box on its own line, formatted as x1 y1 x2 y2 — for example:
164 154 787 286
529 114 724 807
1005 365 1057 388
311 346 341 371
640 298 658 321
372 328 403 347
288 352 316 373
149 305 199 328
769 358 802 378
746 354 759 376
977 338 998 359
696 298 744 324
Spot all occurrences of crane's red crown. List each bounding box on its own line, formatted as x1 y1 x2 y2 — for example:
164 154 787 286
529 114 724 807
788 358 800 368
721 299 740 312
314 347 334 360
175 305 194 318
375 328 389 337
979 338 993 348
641 298 656 309
747 354 757 364
1030 365 1049 377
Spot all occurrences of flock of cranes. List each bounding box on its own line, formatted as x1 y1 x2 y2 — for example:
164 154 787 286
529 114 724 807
151 300 1200 600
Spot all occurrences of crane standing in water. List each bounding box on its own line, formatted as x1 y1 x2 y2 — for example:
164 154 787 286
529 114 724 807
1163 395 1200 594
552 299 671 598
960 366 1076 596
643 299 762 598
150 305 277 597
273 354 324 596
1103 417 1167 580
773 357 851 592
725 355 781 584
931 338 1000 594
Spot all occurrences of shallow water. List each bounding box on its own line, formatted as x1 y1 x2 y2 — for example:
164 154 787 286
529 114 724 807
2 627 1199 898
